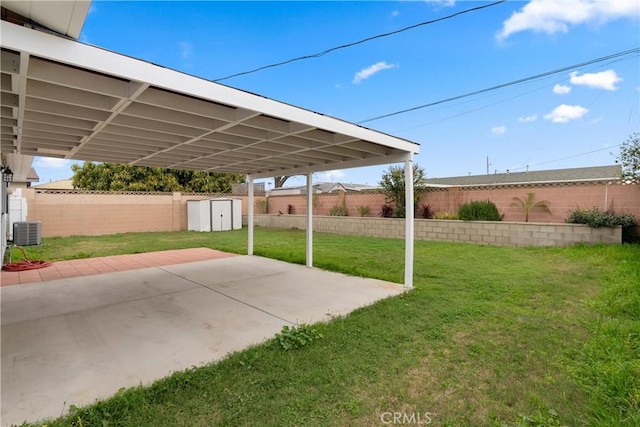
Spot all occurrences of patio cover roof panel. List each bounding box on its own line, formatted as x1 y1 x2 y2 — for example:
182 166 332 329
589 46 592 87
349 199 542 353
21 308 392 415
1 20 419 178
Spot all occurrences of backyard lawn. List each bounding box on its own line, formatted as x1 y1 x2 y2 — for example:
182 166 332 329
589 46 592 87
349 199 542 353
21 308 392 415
13 228 640 427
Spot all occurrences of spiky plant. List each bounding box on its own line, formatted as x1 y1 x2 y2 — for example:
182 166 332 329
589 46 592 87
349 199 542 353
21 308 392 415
510 192 551 222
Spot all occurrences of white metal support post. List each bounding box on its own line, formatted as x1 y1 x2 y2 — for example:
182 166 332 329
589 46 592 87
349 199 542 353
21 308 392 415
306 172 313 267
247 176 254 256
404 156 414 288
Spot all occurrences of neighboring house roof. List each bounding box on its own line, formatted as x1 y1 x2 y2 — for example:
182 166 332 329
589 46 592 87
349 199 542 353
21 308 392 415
231 182 266 196
26 167 39 182
269 182 377 195
11 166 39 183
424 165 622 187
32 179 74 189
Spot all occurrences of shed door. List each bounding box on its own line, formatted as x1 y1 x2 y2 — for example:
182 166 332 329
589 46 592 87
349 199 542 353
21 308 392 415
211 200 232 231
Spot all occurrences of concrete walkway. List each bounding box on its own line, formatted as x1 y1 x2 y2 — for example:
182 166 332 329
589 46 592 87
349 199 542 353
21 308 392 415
1 254 403 426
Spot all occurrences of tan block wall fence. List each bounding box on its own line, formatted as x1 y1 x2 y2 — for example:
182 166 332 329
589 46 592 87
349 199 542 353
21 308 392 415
23 189 262 237
22 181 637 245
266 183 640 222
246 215 621 247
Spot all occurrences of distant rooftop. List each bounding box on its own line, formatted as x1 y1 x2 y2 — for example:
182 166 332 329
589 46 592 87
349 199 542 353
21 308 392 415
26 167 39 182
424 165 622 187
270 182 378 195
32 179 74 190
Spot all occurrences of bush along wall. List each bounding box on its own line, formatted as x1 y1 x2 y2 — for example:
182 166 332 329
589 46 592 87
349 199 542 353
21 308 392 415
566 207 638 243
458 200 502 221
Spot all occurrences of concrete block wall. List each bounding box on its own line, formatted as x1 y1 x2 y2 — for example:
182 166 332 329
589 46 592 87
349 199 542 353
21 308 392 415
21 183 635 240
25 189 260 237
267 183 640 223
247 215 622 247
426 183 640 223
25 190 175 237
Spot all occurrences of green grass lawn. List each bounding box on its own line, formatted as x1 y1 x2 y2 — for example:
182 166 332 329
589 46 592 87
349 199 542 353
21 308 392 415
13 229 640 427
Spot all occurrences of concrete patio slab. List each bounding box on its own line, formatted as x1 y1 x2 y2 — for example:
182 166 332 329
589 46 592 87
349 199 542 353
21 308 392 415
1 255 403 426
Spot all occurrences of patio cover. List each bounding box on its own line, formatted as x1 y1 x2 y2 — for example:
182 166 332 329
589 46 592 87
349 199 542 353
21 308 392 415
0 8 420 286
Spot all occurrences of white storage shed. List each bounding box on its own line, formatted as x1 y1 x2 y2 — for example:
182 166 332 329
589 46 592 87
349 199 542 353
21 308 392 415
187 198 242 232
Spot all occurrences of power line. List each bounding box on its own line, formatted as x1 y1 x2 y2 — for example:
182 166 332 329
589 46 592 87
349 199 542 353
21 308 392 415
358 47 640 124
212 0 506 82
509 145 622 172
390 53 639 133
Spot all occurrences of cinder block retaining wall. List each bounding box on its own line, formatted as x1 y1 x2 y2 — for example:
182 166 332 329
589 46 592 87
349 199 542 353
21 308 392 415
22 186 629 244
245 215 622 247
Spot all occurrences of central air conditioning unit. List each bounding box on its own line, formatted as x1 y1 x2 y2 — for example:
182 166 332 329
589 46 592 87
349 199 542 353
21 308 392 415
13 221 42 246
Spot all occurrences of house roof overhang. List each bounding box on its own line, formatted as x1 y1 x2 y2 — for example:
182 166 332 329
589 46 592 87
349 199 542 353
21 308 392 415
0 20 420 180
1 0 90 39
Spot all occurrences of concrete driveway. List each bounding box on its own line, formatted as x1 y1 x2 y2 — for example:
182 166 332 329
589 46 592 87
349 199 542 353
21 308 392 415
1 255 403 426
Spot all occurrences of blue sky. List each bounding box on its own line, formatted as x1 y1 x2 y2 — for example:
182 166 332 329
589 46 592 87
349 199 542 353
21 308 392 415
34 0 639 188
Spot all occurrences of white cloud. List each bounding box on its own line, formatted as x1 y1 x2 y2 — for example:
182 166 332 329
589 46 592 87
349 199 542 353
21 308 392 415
553 84 571 94
491 126 506 135
318 170 346 181
497 0 639 40
518 114 538 123
35 157 73 169
569 69 622 91
352 62 397 84
586 115 604 125
391 10 400 17
178 41 193 60
425 0 456 7
544 104 588 123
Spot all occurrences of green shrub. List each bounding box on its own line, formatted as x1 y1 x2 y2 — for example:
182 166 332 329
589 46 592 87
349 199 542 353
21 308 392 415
328 204 349 216
255 198 268 214
434 212 460 220
419 203 434 219
458 200 502 221
356 205 370 217
380 204 394 218
566 207 638 243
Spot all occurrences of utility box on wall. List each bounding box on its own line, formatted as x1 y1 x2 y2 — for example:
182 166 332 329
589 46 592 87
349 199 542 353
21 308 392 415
187 198 242 232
